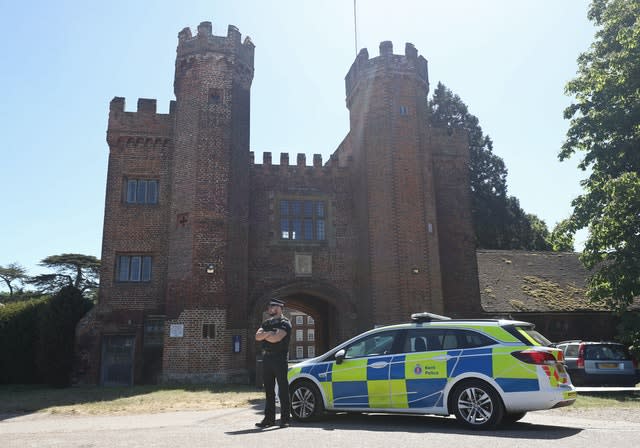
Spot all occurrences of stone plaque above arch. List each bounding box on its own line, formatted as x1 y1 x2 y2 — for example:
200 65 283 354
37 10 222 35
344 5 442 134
294 253 312 277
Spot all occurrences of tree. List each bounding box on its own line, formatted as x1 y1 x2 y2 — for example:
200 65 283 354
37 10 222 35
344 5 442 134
428 82 552 250
524 213 553 251
29 254 100 296
548 219 575 252
560 0 640 341
0 262 28 298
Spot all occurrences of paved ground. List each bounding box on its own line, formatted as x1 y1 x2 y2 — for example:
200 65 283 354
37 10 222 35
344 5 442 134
1 403 639 448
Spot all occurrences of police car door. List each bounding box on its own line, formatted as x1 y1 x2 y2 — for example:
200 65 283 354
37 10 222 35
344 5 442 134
330 330 403 410
392 328 448 410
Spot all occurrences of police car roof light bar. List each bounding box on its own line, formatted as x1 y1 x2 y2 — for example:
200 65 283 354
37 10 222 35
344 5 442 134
410 312 451 323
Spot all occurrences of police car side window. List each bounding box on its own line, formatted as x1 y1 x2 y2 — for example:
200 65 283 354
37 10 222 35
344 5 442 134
344 331 399 358
403 329 444 353
442 329 495 350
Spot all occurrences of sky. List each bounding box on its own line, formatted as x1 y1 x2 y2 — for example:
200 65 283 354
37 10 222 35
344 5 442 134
0 0 596 287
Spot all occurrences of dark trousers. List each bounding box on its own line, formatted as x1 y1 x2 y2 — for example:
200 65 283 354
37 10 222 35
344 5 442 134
262 352 290 422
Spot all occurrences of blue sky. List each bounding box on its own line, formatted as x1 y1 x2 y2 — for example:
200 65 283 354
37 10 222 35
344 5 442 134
0 0 595 285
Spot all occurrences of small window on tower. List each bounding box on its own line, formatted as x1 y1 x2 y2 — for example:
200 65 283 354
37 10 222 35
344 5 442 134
202 323 216 339
208 88 222 105
399 106 408 116
144 319 164 346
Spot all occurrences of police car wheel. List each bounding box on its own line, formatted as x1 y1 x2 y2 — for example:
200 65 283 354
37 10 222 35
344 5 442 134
451 380 504 430
290 380 323 422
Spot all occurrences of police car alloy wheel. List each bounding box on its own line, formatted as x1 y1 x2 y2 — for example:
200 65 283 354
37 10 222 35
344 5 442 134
290 380 324 421
451 380 504 429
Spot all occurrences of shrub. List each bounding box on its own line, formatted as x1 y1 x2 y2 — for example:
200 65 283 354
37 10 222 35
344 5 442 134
0 298 48 383
36 286 93 387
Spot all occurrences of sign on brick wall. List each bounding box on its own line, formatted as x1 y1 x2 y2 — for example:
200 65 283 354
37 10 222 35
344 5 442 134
169 324 184 337
295 253 312 276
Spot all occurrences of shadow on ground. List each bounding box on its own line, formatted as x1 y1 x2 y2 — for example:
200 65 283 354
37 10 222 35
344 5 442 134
226 412 582 439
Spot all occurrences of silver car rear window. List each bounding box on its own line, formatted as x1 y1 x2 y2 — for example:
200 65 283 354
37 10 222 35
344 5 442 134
584 344 631 361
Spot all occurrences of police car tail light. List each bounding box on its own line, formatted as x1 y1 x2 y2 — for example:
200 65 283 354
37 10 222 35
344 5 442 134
512 350 557 365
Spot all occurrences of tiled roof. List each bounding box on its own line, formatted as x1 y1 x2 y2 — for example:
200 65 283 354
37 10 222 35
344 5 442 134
476 250 609 313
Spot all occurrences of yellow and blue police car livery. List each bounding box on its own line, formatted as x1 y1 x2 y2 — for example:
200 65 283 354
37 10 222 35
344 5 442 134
287 314 576 429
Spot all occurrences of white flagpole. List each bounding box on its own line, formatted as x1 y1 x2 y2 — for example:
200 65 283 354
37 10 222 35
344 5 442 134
354 0 358 55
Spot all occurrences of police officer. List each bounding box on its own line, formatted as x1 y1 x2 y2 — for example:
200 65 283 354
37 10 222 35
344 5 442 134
255 298 292 428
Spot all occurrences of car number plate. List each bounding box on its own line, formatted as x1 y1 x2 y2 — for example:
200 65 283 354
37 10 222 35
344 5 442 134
598 363 621 369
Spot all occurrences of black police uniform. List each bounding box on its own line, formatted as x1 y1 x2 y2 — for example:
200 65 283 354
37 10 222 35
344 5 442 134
260 315 292 426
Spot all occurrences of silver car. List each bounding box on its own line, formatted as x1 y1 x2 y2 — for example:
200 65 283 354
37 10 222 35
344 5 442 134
555 341 639 386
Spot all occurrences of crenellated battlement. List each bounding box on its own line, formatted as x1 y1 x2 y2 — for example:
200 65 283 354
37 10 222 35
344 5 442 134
107 97 175 147
345 41 429 103
249 151 349 173
109 97 176 115
176 21 254 69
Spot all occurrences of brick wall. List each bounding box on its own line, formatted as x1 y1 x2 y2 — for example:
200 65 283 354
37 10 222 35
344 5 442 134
431 127 482 316
163 308 248 383
248 155 360 345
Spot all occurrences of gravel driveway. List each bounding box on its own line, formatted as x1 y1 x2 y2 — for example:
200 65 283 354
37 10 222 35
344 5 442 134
2 405 640 448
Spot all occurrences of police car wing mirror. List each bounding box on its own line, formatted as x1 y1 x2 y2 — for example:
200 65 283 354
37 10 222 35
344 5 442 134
335 349 346 365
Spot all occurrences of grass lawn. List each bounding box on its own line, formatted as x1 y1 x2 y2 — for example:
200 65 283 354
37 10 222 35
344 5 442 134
0 384 638 416
0 384 264 415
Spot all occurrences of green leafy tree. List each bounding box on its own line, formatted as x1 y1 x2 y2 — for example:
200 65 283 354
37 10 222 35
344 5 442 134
548 219 575 252
560 0 640 343
429 82 551 250
0 262 28 298
525 213 552 251
29 254 100 296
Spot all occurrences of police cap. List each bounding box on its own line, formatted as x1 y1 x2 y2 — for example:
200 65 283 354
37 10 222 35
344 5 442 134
268 298 285 308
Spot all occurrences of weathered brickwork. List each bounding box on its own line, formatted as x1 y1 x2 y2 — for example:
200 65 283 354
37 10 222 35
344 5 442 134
75 22 481 385
163 308 248 383
431 128 482 317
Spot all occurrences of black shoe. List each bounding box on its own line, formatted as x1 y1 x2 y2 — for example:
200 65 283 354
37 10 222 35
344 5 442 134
255 419 275 428
279 420 290 428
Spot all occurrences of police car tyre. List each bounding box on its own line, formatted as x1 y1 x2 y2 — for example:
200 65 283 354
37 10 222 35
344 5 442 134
450 380 504 430
290 380 324 422
502 412 527 424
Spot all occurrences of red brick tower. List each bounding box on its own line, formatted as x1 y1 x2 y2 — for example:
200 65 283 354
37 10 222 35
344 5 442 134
162 22 254 381
344 42 445 326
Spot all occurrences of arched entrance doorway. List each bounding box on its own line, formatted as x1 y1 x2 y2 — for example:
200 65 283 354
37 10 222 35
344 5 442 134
250 281 353 383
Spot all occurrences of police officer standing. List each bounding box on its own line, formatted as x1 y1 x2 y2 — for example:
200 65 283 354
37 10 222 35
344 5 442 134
255 298 292 428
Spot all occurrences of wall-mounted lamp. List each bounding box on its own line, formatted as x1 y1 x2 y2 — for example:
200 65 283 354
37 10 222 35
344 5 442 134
411 267 420 275
206 263 215 274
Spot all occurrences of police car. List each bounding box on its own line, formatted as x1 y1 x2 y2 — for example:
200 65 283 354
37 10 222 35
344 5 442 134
287 312 576 429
